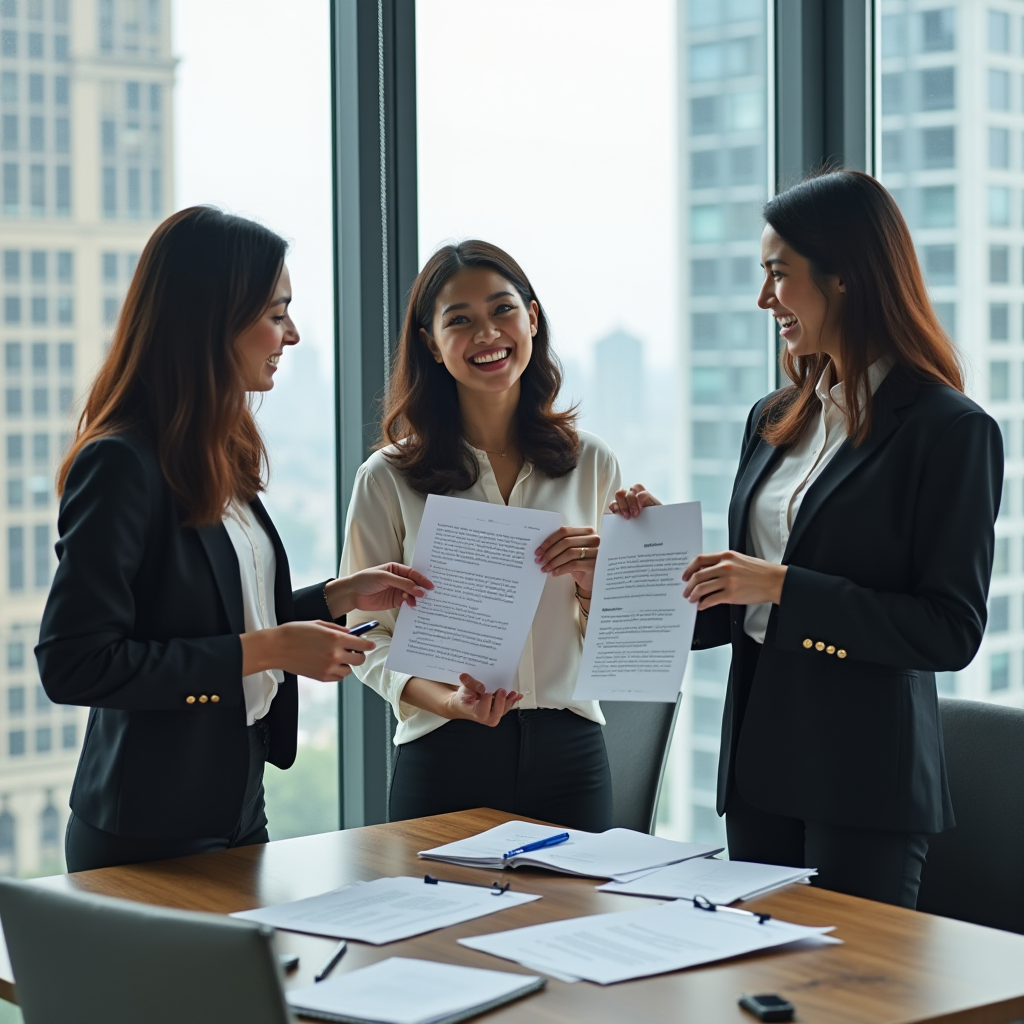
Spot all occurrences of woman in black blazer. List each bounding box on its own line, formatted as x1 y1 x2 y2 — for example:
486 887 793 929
37 207 430 871
613 171 1002 907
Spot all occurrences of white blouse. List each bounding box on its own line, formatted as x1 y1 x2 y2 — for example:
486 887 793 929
222 503 283 725
744 357 893 643
339 431 622 744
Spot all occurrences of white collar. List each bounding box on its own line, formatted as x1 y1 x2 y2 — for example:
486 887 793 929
815 354 895 412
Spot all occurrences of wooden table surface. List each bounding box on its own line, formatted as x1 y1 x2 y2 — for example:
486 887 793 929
2 808 1023 1023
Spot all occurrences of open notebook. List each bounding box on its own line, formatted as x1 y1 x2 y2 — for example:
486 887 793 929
285 957 545 1024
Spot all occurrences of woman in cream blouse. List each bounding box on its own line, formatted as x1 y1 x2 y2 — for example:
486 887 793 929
340 240 622 830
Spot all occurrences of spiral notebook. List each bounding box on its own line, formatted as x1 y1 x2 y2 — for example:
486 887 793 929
285 957 545 1024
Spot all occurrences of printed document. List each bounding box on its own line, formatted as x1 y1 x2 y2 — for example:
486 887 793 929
230 875 540 945
573 502 702 701
598 858 817 904
460 900 839 985
285 958 545 1024
419 820 722 881
385 495 563 692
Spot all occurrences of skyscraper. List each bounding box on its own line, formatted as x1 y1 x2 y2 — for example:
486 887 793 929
0 0 173 875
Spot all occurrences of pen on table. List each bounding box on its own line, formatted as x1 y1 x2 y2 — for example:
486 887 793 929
503 832 570 860
692 894 771 924
314 939 348 982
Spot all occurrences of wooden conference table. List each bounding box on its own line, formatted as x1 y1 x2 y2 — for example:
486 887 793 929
1 808 1023 1023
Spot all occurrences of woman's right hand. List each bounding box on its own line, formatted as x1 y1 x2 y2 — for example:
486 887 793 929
609 483 662 519
443 674 522 727
240 621 375 682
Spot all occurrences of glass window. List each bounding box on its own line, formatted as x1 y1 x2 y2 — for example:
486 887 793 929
4 341 20 370
6 687 23 715
990 594 1011 631
991 245 1010 283
691 750 718 791
994 537 1011 575
61 723 75 749
34 727 50 753
988 9 1011 53
922 185 956 227
922 244 956 286
7 525 23 590
921 8 955 51
991 303 1010 340
6 434 22 464
991 361 1011 400
922 126 955 168
5 641 23 669
989 186 1011 226
990 651 1010 690
989 68 1011 110
990 126 1011 169
7 731 24 756
919 67 955 109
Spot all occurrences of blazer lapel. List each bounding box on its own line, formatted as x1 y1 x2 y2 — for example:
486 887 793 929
781 367 918 562
196 523 245 635
729 438 786 552
251 497 294 623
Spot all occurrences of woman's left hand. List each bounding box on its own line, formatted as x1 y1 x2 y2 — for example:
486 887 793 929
682 551 787 611
535 525 600 596
326 563 434 618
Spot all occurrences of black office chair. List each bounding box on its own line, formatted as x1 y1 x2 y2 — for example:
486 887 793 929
0 878 293 1024
916 697 1024 934
602 696 681 833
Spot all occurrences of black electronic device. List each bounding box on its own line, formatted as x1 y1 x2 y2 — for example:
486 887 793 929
738 993 795 1022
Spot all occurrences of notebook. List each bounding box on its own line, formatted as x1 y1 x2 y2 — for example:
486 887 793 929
284 957 545 1024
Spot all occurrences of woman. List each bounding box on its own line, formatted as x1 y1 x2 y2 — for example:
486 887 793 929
613 170 1002 907
340 241 621 831
38 206 430 871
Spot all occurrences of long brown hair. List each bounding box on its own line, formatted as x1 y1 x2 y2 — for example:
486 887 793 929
380 240 579 494
58 206 287 525
761 170 963 447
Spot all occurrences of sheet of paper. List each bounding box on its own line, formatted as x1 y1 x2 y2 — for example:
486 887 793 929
460 901 839 985
285 957 543 1024
597 858 817 905
385 495 563 692
573 502 701 701
230 876 540 945
419 820 722 881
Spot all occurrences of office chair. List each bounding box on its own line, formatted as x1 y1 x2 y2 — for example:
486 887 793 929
916 697 1024 934
0 878 294 1024
601 695 681 833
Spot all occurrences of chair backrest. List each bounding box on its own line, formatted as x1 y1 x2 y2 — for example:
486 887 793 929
0 878 294 1024
602 696 681 833
916 697 1024 934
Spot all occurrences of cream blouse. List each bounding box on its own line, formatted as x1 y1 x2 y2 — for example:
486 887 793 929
339 431 622 744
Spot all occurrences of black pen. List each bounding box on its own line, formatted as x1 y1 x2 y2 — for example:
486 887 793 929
314 939 348 982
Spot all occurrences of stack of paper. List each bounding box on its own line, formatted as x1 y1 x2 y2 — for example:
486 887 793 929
286 958 545 1024
419 821 722 882
230 876 540 944
598 858 817 904
459 901 839 985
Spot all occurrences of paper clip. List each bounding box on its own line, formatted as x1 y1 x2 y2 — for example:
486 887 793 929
423 873 511 896
692 893 771 924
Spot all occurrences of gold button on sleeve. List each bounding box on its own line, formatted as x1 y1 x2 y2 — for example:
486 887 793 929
814 641 825 652
802 639 813 649
837 649 847 659
826 645 836 655
198 695 208 703
210 694 220 703
185 696 196 705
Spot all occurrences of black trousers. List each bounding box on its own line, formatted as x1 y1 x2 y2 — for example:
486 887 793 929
726 784 929 908
389 708 613 833
65 720 271 872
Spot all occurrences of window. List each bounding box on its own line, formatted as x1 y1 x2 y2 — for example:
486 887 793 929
7 524 23 590
6 687 22 715
989 69 1011 111
991 304 1010 341
57 343 72 372
56 166 70 214
61 723 75 749
919 67 954 110
8 731 24 756
102 167 115 217
991 361 1011 400
33 523 49 587
102 252 117 282
3 162 19 210
691 151 717 187
34 727 50 754
989 186 1011 226
923 244 956 286
921 8 955 51
988 9 1011 52
922 185 955 227
994 537 1011 575
31 386 46 416
54 75 68 105
1 114 16 150
690 96 719 134
990 127 1011 169
56 251 72 283
693 696 724 735
691 750 718 791
2 250 18 282
6 434 22 464
991 245 1010 283
4 386 21 416
4 341 20 370
990 594 1011 631
991 651 1011 690
922 126 954 168
882 73 904 114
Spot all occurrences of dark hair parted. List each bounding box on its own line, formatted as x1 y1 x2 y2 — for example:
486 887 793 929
58 206 286 526
761 169 963 448
380 240 579 494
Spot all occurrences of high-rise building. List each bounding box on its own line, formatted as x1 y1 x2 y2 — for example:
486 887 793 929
0 0 173 875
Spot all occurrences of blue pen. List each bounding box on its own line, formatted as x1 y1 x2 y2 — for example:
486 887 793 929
503 832 571 860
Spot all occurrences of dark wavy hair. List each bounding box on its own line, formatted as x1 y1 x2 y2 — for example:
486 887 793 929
379 240 579 494
58 206 286 525
761 169 963 448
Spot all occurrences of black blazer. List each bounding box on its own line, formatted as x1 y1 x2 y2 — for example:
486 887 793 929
693 367 1003 834
36 433 334 840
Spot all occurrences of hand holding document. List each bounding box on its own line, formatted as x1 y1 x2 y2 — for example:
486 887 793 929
573 502 702 702
598 858 818 904
459 900 839 985
286 958 545 1024
419 820 722 881
385 495 563 692
230 875 540 944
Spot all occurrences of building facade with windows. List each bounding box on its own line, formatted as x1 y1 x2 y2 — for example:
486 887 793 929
0 0 173 875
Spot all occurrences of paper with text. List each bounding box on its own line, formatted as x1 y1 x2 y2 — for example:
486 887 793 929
385 495 563 692
573 502 701 702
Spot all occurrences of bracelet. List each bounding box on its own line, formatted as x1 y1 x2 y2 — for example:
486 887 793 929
574 582 591 620
323 577 335 616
